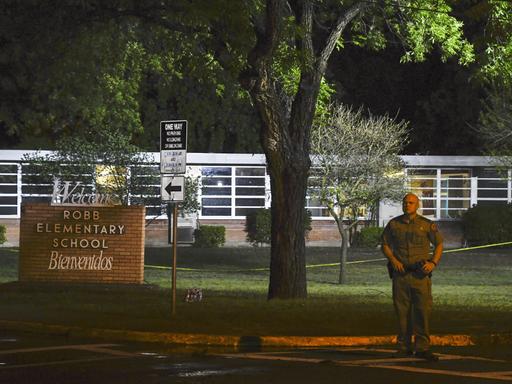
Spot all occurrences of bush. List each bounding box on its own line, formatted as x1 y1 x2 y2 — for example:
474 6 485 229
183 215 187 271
0 225 6 245
245 208 312 246
193 225 226 248
462 203 512 246
352 226 384 248
245 209 271 246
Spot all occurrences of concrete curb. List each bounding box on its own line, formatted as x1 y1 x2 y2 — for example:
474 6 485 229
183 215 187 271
1 320 511 348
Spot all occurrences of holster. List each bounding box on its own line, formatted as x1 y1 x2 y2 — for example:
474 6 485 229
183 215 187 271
387 261 432 279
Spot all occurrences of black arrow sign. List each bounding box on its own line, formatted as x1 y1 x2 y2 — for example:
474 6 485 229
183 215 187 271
165 183 182 195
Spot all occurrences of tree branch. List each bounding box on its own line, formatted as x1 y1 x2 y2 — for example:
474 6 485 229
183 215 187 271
247 0 283 71
83 3 201 34
239 0 283 94
297 0 314 64
317 1 370 73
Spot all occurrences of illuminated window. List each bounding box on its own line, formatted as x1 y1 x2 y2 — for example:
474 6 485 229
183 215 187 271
95 165 126 203
407 168 471 219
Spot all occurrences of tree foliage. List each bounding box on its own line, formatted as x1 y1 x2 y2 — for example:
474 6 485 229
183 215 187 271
0 1 260 152
311 104 408 284
475 0 512 84
477 84 512 168
472 1 512 173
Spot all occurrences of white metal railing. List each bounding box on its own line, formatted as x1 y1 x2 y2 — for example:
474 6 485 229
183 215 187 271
1 151 512 221
0 163 20 218
407 172 512 220
198 165 270 219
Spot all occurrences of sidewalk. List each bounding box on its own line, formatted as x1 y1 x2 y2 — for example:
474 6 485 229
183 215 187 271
1 319 511 349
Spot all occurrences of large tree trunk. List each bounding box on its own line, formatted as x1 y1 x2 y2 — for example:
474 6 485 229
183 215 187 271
267 148 310 299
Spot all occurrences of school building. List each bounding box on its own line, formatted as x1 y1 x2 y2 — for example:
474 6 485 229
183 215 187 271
1 150 511 247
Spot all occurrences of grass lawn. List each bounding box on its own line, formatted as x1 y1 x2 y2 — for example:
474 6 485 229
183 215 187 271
0 246 511 337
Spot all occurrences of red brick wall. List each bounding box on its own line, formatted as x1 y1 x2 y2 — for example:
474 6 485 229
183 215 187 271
19 203 145 284
199 219 342 244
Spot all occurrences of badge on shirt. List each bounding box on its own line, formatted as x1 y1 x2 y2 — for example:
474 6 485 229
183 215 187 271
430 223 439 232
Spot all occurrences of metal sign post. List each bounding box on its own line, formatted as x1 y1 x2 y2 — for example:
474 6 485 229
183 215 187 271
165 202 178 317
160 120 187 318
171 202 178 317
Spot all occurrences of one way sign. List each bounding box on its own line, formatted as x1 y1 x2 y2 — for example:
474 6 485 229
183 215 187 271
161 175 185 202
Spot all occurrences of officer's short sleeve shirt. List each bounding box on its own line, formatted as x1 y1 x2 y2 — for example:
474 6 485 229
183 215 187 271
382 215 443 264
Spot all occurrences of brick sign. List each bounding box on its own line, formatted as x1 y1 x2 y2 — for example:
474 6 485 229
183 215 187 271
19 203 145 284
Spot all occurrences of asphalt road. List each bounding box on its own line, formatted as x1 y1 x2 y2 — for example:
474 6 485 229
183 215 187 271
1 331 512 384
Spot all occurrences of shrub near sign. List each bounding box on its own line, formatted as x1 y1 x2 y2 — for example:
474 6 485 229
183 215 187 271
19 203 145 284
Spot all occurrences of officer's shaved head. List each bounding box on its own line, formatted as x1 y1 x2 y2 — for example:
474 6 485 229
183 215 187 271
402 193 420 216
403 193 419 203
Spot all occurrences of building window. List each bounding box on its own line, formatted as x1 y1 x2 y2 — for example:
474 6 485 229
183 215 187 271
475 168 509 202
440 169 471 219
234 167 267 217
200 167 233 216
407 168 471 219
129 164 161 217
199 166 268 218
0 163 20 216
305 195 331 218
407 169 437 218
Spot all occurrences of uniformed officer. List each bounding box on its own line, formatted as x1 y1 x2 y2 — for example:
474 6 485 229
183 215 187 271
381 193 443 362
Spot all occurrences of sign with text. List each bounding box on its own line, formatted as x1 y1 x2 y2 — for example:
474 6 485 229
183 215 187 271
19 203 145 284
160 120 187 174
161 175 185 202
51 179 117 206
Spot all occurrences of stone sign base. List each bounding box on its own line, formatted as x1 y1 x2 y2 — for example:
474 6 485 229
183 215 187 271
19 203 145 284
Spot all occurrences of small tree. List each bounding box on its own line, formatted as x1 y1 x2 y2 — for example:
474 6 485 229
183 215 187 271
311 104 408 284
0 225 6 245
182 175 201 217
24 129 152 206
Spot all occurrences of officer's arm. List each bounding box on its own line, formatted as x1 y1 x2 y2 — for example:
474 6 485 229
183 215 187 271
381 243 405 273
431 242 443 265
422 242 443 273
423 223 444 273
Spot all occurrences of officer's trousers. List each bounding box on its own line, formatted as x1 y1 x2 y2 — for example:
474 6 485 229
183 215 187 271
392 273 432 352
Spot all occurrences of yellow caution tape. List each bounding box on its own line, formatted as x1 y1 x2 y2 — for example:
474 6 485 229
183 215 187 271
444 241 512 253
305 240 512 267
144 264 269 272
144 241 512 272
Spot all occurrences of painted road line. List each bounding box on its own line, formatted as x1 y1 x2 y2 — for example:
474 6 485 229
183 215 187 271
0 343 139 370
73 344 138 357
0 356 128 370
434 353 506 363
341 354 505 365
221 353 326 364
219 350 512 382
248 348 505 363
367 364 512 382
0 343 124 355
